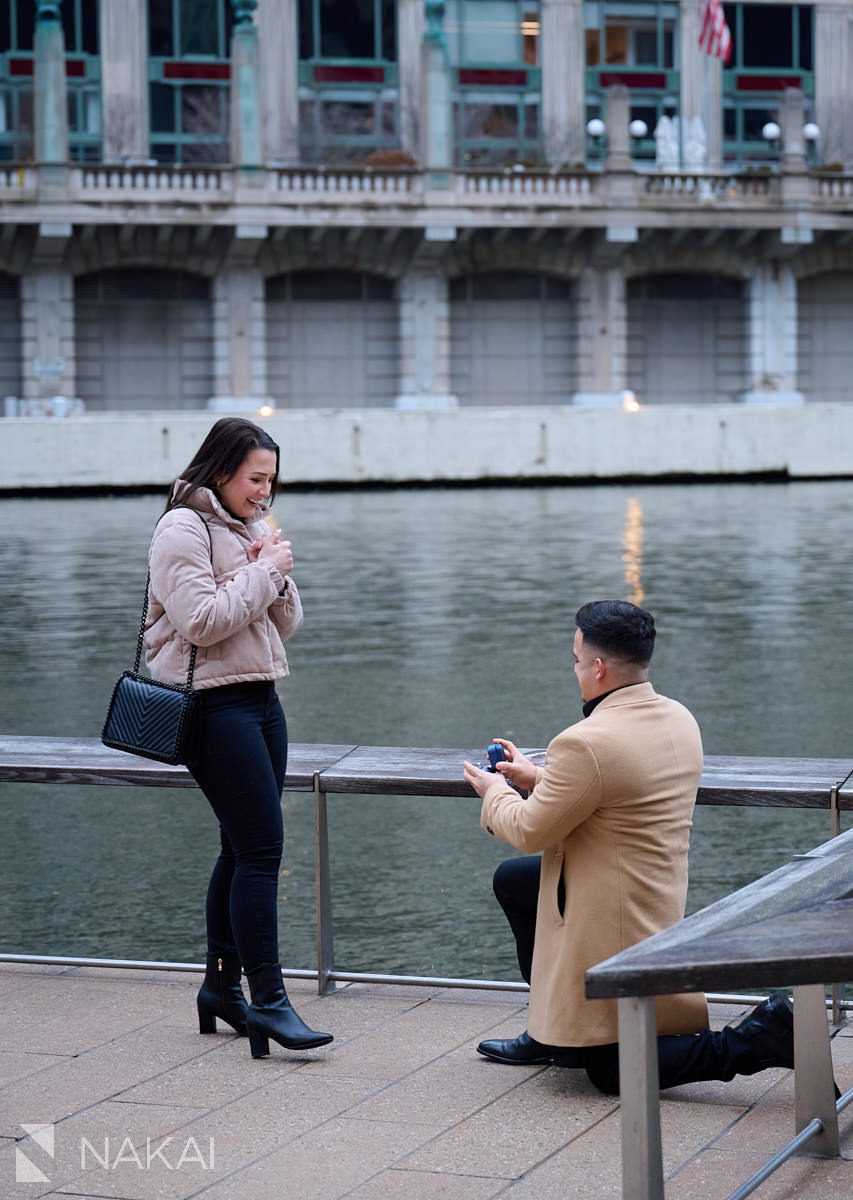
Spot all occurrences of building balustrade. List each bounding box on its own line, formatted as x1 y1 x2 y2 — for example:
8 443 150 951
0 165 36 195
270 166 418 196
455 169 597 199
643 170 781 202
814 174 853 202
75 164 233 196
0 160 850 219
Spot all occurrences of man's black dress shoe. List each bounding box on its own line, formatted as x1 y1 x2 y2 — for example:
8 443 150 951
477 1030 578 1067
732 992 794 1069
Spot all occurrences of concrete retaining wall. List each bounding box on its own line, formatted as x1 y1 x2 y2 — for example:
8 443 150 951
0 404 850 491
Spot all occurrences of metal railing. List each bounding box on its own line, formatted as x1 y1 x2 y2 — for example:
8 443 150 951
0 739 850 1018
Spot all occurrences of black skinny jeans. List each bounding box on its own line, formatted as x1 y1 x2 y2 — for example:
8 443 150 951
493 855 762 1095
187 681 287 976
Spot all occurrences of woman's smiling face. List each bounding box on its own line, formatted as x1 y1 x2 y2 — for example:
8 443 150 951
217 448 278 520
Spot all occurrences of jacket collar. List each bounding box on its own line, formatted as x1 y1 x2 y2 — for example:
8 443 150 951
171 480 260 534
587 681 656 715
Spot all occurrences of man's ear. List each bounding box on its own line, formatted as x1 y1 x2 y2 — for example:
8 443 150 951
594 656 606 680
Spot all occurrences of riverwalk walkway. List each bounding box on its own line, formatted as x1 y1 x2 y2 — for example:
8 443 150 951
1 964 851 1200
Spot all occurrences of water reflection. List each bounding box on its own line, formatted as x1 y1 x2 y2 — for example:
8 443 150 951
1 483 852 977
622 495 644 605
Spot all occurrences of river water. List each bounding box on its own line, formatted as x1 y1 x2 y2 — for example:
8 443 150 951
1 482 851 980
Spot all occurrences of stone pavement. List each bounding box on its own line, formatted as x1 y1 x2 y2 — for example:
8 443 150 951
0 965 851 1199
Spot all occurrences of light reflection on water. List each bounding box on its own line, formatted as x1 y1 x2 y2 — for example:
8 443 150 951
1 482 852 979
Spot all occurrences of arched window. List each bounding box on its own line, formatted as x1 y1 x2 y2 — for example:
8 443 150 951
266 270 399 406
627 274 748 403
450 272 575 403
75 269 213 410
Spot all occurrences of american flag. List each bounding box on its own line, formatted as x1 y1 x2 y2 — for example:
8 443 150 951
698 0 732 64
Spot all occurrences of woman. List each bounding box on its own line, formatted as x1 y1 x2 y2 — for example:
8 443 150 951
145 417 332 1059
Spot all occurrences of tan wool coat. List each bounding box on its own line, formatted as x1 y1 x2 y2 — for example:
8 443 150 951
481 682 708 1047
144 485 303 690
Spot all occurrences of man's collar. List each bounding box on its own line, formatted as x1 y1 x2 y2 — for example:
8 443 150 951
582 681 649 717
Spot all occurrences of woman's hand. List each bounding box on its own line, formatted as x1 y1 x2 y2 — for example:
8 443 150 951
256 537 294 576
490 738 538 792
248 526 280 562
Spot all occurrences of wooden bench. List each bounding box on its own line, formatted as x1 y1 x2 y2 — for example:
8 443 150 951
585 825 853 1200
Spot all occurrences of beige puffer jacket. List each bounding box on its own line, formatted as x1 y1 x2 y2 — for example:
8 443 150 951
144 484 303 690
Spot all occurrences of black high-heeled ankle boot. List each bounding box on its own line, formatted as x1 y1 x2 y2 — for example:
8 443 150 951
246 964 333 1059
197 950 249 1036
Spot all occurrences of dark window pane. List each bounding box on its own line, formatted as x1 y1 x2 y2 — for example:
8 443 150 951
380 100 397 136
631 104 658 128
81 0 99 53
291 271 364 300
76 269 210 301
381 0 396 60
629 274 744 301
365 274 393 299
0 273 19 299
484 104 519 138
634 30 656 65
297 0 313 58
266 275 290 300
523 102 538 139
16 0 36 51
722 4 736 63
799 6 812 71
320 0 374 58
181 0 218 55
151 141 177 162
743 105 777 140
449 277 468 301
544 277 571 300
585 28 600 66
150 82 175 131
61 0 75 50
149 0 174 56
723 105 736 138
75 272 100 299
471 272 541 300
320 99 376 136
742 4 793 69
181 84 226 135
183 139 228 163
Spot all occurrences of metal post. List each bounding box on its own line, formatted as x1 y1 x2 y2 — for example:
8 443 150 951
313 772 336 995
793 983 839 1157
618 995 664 1200
830 784 840 840
829 786 842 1025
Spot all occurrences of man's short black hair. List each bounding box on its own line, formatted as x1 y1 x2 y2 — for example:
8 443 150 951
575 600 656 667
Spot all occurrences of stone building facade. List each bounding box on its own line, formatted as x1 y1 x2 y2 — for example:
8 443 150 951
0 0 852 417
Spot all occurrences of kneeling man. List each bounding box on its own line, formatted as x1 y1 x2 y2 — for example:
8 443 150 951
463 599 793 1095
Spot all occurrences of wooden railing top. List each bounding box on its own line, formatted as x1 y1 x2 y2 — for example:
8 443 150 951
0 736 852 808
585 825 853 996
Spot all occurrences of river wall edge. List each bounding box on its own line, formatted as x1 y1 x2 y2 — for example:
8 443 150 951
0 403 849 491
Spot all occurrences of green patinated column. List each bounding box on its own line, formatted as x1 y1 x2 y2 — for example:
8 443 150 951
422 0 453 185
230 0 262 173
34 0 68 166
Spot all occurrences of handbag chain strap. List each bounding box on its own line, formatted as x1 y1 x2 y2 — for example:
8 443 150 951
132 508 214 691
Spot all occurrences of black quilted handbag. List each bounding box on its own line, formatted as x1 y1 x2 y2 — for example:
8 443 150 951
102 517 208 765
